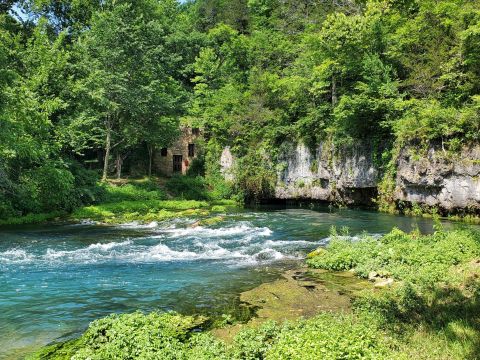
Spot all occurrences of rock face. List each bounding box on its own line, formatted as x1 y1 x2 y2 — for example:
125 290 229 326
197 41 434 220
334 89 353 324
219 142 480 212
394 145 480 212
274 142 379 205
220 146 235 181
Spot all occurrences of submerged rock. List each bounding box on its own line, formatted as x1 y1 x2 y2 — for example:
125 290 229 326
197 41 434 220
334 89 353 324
242 269 371 323
213 268 372 342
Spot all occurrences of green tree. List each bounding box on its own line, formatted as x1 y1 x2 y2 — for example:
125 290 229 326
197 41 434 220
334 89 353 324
74 0 185 180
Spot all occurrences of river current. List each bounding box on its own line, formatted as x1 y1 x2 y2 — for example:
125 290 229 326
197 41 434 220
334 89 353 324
0 205 446 358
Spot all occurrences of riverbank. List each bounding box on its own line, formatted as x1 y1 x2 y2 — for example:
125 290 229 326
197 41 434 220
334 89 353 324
0 178 239 227
2 179 479 227
29 227 480 359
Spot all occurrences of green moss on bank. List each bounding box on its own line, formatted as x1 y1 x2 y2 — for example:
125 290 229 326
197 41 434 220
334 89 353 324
71 199 240 224
0 211 66 226
0 180 240 226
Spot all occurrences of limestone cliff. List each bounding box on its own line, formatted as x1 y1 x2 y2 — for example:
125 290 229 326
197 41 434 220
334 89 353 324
220 142 480 213
274 142 379 206
394 145 480 212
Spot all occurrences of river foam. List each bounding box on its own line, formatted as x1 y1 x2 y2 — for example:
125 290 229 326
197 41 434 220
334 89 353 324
0 222 383 268
0 221 306 267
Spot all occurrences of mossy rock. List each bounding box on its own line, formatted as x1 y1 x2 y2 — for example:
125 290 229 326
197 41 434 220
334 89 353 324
199 216 225 226
306 248 327 259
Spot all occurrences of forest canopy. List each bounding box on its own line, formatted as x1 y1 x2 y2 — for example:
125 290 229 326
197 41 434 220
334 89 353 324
1 0 479 217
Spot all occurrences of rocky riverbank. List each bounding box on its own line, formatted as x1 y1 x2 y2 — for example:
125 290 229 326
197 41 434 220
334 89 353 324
221 142 480 215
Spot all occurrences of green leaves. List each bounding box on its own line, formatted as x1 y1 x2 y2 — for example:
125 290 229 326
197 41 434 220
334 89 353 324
307 227 480 286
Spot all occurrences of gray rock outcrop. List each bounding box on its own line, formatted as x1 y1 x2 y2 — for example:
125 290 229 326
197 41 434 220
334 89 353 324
219 141 480 213
274 142 379 205
394 145 480 211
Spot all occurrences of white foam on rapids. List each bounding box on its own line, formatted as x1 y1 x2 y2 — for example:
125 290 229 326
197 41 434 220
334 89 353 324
0 222 342 267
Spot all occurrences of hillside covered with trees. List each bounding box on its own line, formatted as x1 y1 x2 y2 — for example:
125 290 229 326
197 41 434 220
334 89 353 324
1 0 479 219
1 2 480 359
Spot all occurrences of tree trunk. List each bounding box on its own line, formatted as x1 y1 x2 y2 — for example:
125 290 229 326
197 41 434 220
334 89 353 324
147 144 154 178
102 118 112 181
116 153 123 179
332 73 338 107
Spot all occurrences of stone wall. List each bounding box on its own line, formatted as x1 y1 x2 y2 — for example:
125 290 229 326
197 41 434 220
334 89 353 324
274 142 379 205
153 127 201 176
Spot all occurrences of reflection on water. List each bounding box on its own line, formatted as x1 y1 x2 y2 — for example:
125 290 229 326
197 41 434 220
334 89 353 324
0 205 450 358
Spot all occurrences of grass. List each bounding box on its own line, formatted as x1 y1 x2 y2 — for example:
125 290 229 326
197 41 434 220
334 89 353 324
307 226 479 284
31 227 480 359
0 179 240 226
307 226 480 359
101 180 167 203
71 199 213 223
70 179 239 224
0 211 66 226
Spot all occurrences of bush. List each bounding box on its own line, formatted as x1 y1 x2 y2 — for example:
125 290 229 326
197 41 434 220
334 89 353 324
31 312 226 360
265 313 389 360
35 311 391 360
234 151 276 202
17 162 75 213
0 161 105 220
69 161 105 207
307 227 480 286
0 193 15 218
166 175 209 200
0 211 65 226
102 181 166 203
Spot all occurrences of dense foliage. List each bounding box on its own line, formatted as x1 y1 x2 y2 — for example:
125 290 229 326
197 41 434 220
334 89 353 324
308 226 480 285
1 0 479 212
33 228 480 359
32 311 391 360
69 179 237 223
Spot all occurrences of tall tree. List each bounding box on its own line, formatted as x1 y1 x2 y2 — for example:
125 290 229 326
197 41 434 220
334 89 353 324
74 0 186 180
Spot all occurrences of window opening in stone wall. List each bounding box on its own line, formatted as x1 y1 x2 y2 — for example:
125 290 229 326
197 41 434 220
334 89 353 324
188 144 195 157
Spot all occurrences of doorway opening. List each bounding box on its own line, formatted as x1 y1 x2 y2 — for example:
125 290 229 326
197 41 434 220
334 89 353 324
173 155 183 173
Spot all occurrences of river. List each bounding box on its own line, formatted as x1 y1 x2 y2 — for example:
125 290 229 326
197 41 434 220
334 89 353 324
0 205 448 358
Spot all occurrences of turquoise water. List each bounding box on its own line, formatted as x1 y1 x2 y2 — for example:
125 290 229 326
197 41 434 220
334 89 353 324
0 206 447 358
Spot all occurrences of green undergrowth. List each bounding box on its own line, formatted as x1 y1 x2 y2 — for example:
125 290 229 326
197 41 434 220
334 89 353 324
398 202 480 224
307 227 480 284
308 227 480 359
71 199 238 224
101 180 167 203
0 211 66 226
30 311 390 360
1 180 240 226
71 180 239 224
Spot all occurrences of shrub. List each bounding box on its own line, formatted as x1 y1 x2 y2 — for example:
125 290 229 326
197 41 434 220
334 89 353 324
263 313 389 360
102 182 166 203
31 312 226 360
166 175 209 200
18 162 75 213
308 228 480 286
234 151 276 202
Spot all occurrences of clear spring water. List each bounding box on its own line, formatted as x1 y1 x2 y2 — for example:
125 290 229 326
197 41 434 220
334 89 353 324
0 205 447 358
